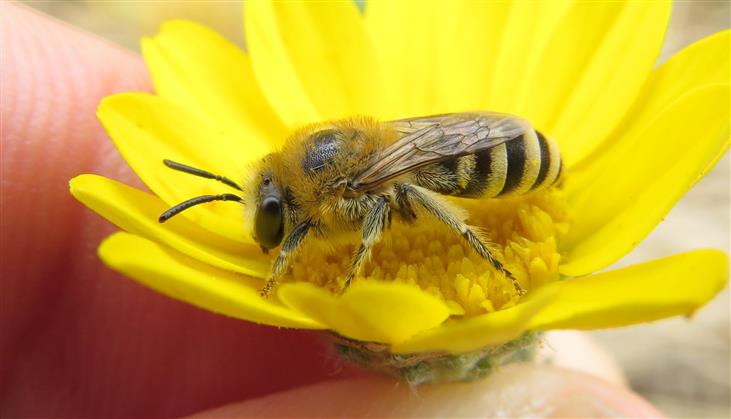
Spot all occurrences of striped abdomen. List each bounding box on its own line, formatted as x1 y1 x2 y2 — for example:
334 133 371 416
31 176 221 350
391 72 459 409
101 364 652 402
414 130 562 198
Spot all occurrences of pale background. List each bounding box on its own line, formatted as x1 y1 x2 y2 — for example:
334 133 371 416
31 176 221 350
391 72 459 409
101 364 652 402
20 1 731 417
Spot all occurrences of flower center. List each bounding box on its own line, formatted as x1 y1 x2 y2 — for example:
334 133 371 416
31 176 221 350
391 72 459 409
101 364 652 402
287 188 570 318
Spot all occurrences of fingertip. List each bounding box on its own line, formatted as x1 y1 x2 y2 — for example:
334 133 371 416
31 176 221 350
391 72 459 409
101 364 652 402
188 364 663 418
2 3 150 181
2 2 151 293
1 6 153 413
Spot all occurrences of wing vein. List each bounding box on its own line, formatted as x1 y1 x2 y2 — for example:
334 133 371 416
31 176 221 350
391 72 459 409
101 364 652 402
351 112 532 191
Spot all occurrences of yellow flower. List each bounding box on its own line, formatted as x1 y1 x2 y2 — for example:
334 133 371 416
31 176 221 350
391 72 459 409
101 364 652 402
70 2 729 357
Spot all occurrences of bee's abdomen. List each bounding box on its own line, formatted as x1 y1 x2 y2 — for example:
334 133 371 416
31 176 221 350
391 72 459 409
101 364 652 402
416 130 561 198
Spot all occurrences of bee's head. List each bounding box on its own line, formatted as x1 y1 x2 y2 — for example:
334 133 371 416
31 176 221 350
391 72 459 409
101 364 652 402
254 172 284 252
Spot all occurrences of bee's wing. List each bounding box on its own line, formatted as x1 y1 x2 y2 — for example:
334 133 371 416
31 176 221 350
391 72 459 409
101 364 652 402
351 112 532 191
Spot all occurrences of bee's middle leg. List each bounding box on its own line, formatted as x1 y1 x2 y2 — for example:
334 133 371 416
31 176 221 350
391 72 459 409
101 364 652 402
342 195 390 293
396 184 524 294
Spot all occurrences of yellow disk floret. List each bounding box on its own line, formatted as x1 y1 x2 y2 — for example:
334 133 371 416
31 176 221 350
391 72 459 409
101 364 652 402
288 188 570 318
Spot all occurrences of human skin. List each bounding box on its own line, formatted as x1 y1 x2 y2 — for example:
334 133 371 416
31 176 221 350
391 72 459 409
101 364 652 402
1 4 662 417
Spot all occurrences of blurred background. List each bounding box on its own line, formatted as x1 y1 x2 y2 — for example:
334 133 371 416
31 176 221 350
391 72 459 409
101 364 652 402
19 1 730 417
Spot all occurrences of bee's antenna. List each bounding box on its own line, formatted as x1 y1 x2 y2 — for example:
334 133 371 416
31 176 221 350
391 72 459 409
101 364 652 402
163 159 244 191
159 194 243 223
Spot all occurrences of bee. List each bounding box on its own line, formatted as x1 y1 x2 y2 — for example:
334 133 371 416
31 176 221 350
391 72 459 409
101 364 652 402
159 112 562 297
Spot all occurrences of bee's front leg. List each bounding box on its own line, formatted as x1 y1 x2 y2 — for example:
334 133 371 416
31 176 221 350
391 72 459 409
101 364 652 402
259 221 311 298
342 196 390 294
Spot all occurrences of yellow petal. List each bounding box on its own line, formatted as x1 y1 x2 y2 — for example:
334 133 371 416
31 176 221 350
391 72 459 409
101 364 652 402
243 1 318 126
70 174 268 276
366 1 668 154
430 3 495 114
365 1 565 117
561 84 729 276
392 285 557 354
244 1 381 125
535 1 671 165
142 20 286 144
563 32 731 275
365 1 448 118
278 281 450 344
481 1 570 113
533 250 728 330
97 92 266 242
99 232 324 329
516 2 634 130
575 30 730 170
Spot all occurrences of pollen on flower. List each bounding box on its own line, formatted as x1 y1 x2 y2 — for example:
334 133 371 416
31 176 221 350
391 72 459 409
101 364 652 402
288 189 570 318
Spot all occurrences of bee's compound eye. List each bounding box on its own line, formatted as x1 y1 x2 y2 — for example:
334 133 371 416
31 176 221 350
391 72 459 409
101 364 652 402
255 196 284 249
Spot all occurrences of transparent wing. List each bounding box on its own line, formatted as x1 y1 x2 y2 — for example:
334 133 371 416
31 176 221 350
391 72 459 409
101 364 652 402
351 112 532 191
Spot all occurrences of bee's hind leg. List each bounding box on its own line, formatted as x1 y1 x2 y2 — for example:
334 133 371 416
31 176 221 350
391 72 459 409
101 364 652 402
395 184 524 295
342 196 390 294
259 221 311 298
